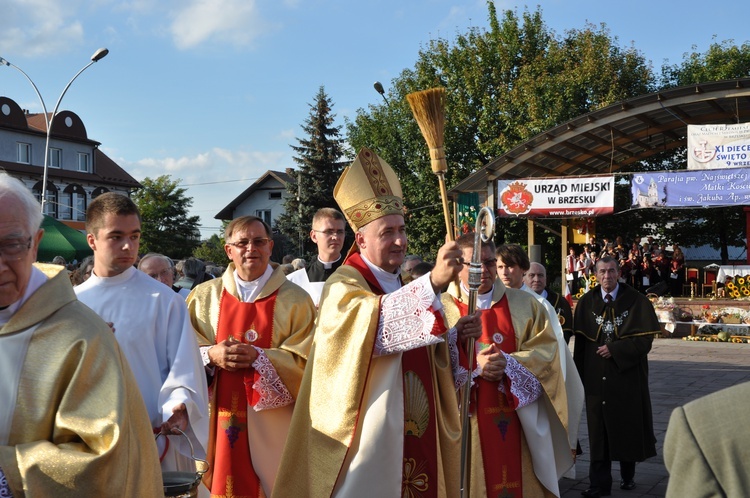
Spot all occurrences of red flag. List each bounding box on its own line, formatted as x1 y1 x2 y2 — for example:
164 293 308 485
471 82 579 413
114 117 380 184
563 280 573 306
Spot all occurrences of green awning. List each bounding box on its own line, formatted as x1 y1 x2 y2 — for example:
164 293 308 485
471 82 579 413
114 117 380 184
37 216 92 263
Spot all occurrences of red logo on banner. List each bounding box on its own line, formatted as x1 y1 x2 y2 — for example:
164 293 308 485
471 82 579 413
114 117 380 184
500 181 533 215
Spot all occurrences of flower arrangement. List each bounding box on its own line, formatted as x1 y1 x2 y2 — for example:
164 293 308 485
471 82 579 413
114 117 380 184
702 304 718 323
724 275 750 299
652 296 675 311
575 274 597 299
458 206 477 234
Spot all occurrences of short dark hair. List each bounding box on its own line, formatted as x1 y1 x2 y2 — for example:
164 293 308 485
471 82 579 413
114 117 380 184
312 207 345 228
495 244 530 271
411 261 434 278
225 215 272 240
456 232 496 253
597 255 617 270
86 192 141 236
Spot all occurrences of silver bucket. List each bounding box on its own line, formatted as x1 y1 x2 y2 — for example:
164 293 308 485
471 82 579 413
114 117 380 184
155 429 209 498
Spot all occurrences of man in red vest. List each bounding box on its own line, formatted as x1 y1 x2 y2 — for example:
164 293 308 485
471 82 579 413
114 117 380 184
187 215 316 497
441 233 573 496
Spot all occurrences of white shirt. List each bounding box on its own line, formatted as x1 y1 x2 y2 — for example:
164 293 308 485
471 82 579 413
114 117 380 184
75 266 209 470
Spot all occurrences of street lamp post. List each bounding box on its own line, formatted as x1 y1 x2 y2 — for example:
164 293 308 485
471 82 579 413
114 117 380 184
373 81 389 104
0 48 109 213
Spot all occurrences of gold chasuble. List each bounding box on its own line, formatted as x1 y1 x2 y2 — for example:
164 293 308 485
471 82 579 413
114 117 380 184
0 267 163 497
187 264 315 497
273 253 462 498
442 281 568 497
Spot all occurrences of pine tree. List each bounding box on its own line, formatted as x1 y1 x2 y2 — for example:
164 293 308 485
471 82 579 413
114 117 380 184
277 86 348 257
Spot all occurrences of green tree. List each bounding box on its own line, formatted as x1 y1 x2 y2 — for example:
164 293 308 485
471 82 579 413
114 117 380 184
277 86 348 258
193 234 228 265
347 3 653 259
132 175 201 259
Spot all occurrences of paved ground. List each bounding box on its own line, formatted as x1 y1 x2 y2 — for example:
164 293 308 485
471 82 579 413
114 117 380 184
558 337 750 497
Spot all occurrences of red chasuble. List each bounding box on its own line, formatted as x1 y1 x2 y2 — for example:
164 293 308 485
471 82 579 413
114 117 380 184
344 253 442 498
210 289 277 498
456 298 524 497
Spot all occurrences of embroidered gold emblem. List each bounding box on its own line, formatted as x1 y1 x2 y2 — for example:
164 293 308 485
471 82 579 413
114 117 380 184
402 457 429 498
403 371 429 438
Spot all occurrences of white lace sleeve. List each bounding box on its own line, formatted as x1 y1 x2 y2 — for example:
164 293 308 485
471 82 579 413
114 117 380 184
498 353 542 409
375 275 444 356
447 327 468 391
249 347 293 411
200 345 216 375
0 467 11 497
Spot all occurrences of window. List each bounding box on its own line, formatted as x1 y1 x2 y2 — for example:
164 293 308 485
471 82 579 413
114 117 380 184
256 209 272 226
48 148 62 168
17 143 31 164
269 191 282 200
43 189 58 217
60 192 73 220
74 192 87 221
77 152 90 172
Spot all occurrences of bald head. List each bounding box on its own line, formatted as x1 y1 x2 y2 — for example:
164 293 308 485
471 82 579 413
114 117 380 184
524 262 547 295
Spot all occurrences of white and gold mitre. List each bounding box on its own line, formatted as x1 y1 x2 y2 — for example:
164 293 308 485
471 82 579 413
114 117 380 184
334 147 404 231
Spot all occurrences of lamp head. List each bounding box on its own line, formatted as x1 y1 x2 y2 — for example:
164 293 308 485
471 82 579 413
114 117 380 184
91 48 109 62
373 81 385 96
0 57 9 66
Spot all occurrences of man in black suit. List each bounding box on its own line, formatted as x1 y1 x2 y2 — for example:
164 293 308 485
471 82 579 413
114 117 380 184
287 207 346 305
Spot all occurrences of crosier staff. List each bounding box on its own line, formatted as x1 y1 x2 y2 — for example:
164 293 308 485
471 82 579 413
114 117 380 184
408 86 496 496
458 207 495 497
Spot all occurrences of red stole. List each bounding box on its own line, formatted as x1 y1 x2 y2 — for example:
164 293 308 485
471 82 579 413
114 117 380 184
210 289 277 498
456 297 524 497
344 253 440 498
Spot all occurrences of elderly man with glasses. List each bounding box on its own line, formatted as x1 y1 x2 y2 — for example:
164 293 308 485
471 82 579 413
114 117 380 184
186 215 315 497
440 235 581 496
138 252 190 299
0 172 162 496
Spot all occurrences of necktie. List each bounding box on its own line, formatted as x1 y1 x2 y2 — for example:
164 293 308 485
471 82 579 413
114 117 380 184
605 293 613 304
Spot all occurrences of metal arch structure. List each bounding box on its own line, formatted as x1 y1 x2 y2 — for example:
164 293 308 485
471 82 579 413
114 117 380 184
452 77 750 195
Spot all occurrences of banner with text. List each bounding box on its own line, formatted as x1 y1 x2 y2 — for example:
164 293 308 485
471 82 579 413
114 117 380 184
631 167 750 208
687 123 750 170
496 177 615 217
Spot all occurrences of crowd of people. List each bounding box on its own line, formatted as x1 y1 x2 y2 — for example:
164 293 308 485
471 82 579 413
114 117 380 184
566 235 689 297
0 148 734 498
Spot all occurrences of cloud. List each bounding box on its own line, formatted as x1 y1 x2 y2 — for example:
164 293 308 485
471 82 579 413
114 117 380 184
114 147 288 183
108 146 290 237
278 128 295 140
0 0 85 57
169 0 279 50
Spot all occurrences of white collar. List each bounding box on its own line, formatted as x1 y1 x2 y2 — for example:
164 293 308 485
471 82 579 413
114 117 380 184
0 266 48 326
318 254 341 270
88 265 136 284
234 265 273 302
460 281 494 310
361 254 401 294
601 285 619 300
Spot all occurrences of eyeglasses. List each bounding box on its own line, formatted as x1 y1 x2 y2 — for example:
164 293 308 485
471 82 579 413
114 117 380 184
462 258 497 269
313 229 345 238
0 236 32 261
227 238 271 249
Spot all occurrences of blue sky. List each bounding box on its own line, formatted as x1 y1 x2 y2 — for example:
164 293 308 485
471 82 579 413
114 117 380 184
1 0 747 238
